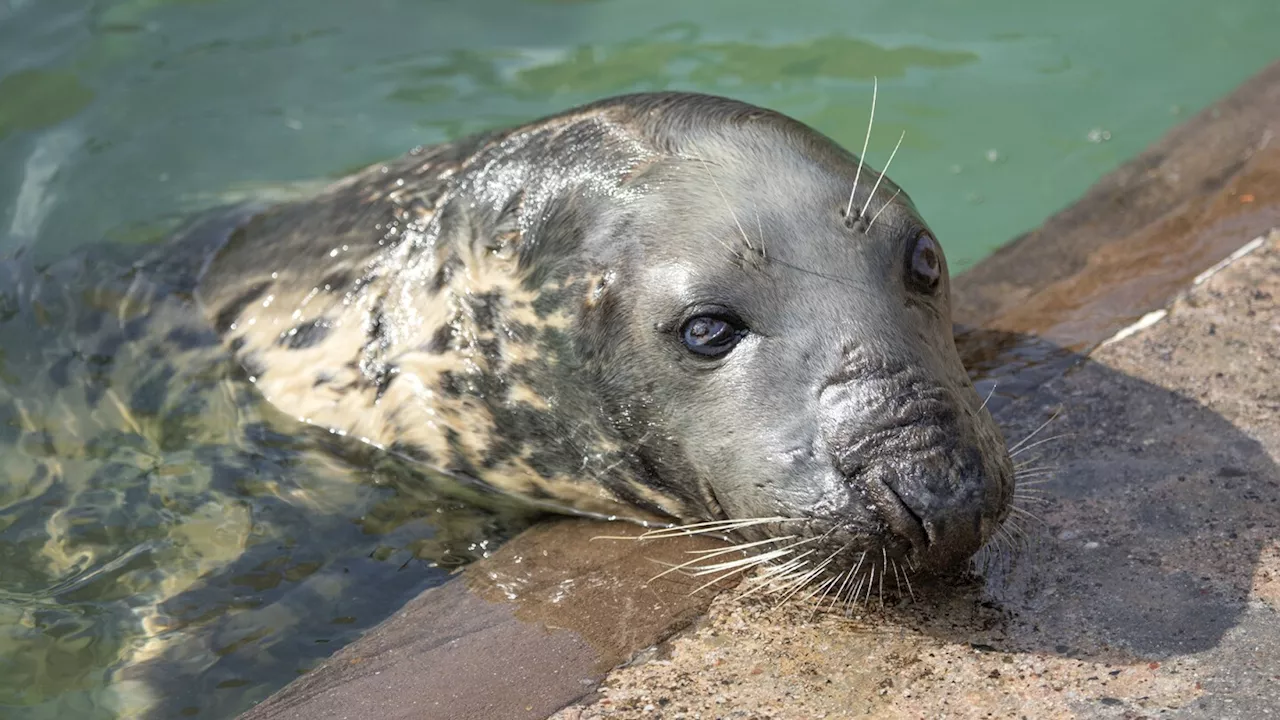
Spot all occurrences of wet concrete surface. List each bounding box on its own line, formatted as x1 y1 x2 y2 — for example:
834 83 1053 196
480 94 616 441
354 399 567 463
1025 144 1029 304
237 60 1280 720
236 520 736 720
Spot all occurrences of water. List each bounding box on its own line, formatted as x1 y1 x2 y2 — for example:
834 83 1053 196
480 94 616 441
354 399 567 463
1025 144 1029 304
0 0 1276 717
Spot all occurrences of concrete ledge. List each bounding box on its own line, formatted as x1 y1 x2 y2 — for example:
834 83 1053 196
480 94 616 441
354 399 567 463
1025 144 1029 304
237 521 733 720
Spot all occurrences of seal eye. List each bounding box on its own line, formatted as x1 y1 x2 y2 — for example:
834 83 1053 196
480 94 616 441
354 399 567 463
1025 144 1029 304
908 232 943 292
680 315 744 357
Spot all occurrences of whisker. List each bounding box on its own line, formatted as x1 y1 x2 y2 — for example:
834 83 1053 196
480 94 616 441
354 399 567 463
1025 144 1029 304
748 563 811 600
780 567 830 605
1015 457 1054 470
646 516 791 532
762 547 829 594
1005 513 1028 534
878 549 887 607
1015 455 1056 467
676 534 825 580
778 540 847 604
597 515 791 541
859 130 906 220
992 525 1012 552
1010 433 1070 458
697 156 754 253
810 570 845 605
1008 408 1062 453
899 562 916 603
831 552 864 611
981 529 1013 575
737 553 815 600
645 540 793 579
806 572 844 622
979 382 998 412
701 229 743 259
1013 487 1052 498
683 535 800 556
1012 495 1052 507
753 205 766 261
845 76 878 220
726 530 839 599
686 560 769 596
773 560 835 607
846 574 868 613
865 187 902 233
681 547 796 577
678 540 817 595
844 550 865 602
1014 461 1056 471
997 523 1028 559
1008 505 1044 524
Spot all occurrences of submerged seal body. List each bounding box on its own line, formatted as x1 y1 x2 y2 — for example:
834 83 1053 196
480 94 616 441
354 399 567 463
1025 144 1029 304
194 92 1014 577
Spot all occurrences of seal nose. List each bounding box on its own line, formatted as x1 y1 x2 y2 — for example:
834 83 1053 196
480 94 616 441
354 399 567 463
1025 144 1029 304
824 379 997 572
885 444 993 571
818 341 1011 572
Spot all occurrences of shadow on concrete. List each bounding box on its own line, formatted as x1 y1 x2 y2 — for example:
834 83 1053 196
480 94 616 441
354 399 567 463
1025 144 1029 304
883 326 1280 664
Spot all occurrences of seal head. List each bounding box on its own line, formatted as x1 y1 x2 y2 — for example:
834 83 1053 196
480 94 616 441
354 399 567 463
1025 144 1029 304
195 93 1013 579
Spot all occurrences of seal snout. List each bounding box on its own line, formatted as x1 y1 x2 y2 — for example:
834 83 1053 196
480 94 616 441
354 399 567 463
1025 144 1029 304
821 363 1006 574
834 431 1000 574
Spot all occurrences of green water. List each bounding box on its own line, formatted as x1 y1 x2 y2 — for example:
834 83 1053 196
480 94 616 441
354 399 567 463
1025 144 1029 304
0 0 1275 717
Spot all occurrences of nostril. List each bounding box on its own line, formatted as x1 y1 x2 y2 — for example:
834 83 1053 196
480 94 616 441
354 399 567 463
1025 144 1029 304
863 470 929 557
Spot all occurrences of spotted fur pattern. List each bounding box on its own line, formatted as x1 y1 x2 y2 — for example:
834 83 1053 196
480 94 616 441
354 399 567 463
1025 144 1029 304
195 101 703 521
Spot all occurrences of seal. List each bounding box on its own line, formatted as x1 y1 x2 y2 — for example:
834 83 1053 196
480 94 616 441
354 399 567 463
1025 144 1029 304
193 92 1014 583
